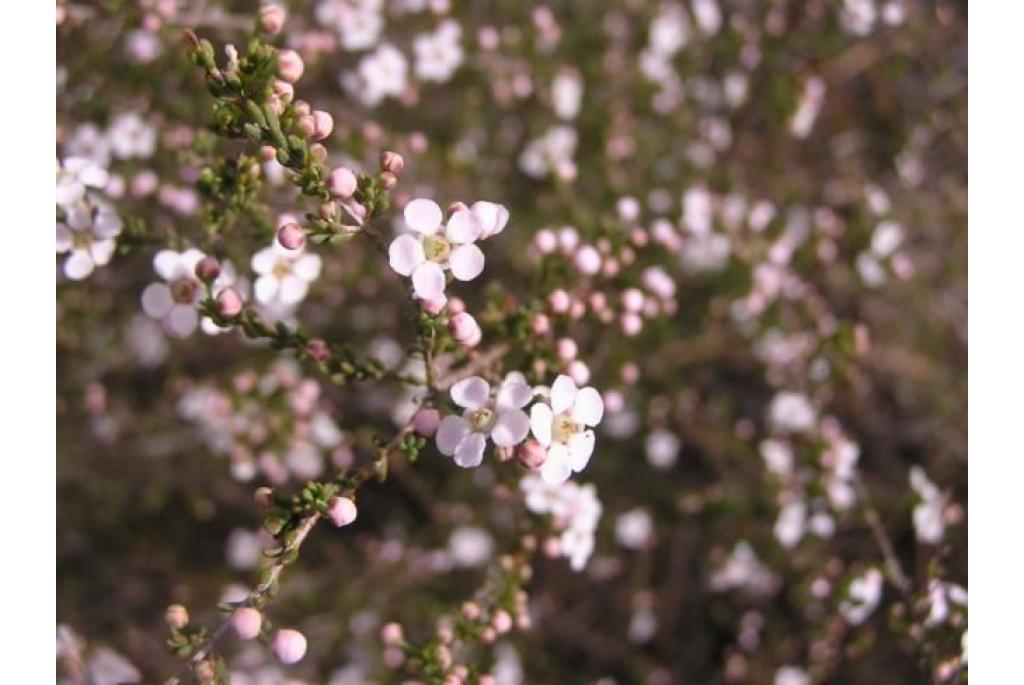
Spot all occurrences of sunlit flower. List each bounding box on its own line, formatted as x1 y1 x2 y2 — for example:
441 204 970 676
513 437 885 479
436 373 533 468
251 241 322 307
530 375 604 484
413 20 463 83
56 197 121 280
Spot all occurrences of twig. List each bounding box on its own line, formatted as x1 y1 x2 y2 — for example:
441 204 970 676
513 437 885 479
855 476 912 595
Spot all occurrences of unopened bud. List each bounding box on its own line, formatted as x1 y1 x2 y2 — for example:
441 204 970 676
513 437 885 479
254 486 274 507
379 171 397 189
276 49 304 83
328 167 358 198
305 338 330 361
271 628 307 664
379 150 405 175
516 440 547 470
327 496 358 527
165 604 189 630
259 4 286 35
216 287 245 318
277 222 306 250
312 110 333 140
194 256 221 282
231 607 262 640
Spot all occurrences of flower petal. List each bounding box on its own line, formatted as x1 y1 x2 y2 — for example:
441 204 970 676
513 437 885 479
63 251 94 280
404 198 443 235
571 386 604 426
388 234 425 276
56 224 73 253
453 432 487 468
153 249 182 280
293 253 322 281
445 209 482 243
550 375 577 415
496 378 533 410
541 443 572 485
450 376 490 410
412 261 446 300
278 275 309 305
436 415 471 456
165 304 198 338
492 409 530 447
530 403 554 447
471 201 510 239
254 275 280 303
448 243 485 281
568 430 595 472
141 282 174 318
89 238 116 266
251 247 277 275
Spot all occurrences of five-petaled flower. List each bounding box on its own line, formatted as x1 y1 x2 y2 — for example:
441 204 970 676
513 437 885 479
530 375 604 484
56 197 122 281
435 373 534 468
141 249 208 338
251 240 322 308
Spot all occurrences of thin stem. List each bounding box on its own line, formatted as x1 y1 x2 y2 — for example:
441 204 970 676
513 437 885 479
855 476 912 595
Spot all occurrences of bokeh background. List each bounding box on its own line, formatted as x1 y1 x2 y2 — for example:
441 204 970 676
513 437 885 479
57 0 966 682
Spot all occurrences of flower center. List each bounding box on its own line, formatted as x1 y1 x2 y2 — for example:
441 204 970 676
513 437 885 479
552 413 581 443
71 232 93 251
469 406 495 431
273 261 293 279
171 278 198 304
423 235 452 262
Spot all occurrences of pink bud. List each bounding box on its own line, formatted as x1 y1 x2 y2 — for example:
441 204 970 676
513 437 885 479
271 628 307 664
276 49 304 83
305 338 330 361
567 360 590 385
556 338 578 361
295 114 315 137
216 287 245 317
479 676 496 685
573 245 602 275
414 408 441 437
271 79 293 103
449 311 482 348
259 4 286 35
231 607 262 640
461 601 481 621
447 296 466 315
548 289 571 314
381 622 404 645
532 313 551 335
379 171 397 189
328 167 358 198
310 143 328 162
194 256 221 282
515 440 547 470
534 229 557 254
421 294 448 315
312 111 333 140
380 150 405 175
277 222 306 250
327 496 358 527
292 100 311 117
491 609 513 634
621 362 640 385
620 312 643 336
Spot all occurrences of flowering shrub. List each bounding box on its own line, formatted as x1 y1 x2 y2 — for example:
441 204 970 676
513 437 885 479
57 1 966 684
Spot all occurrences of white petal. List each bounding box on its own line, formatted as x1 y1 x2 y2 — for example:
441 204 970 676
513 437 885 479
445 209 482 243
550 375 578 415
471 201 509 239
254 275 280 303
153 250 182 280
448 243 485 281
412 261 446 300
180 249 206 274
251 247 277 275
278 275 309 305
93 211 122 238
450 376 490 410
436 415 471 456
530 403 554 446
388 234 425 276
56 224 73 253
56 180 84 207
78 164 109 188
568 430 595 472
571 387 604 426
141 282 174 318
166 304 198 338
541 444 572 485
293 253 322 281
496 379 533 410
89 239 116 266
453 433 487 468
403 198 442 235
65 204 92 231
492 409 530 447
63 251 94 280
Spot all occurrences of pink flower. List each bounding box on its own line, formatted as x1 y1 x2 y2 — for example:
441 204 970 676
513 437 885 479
449 310 482 347
271 628 307 664
436 374 534 468
259 4 286 35
327 167 358 198
327 496 358 527
231 607 262 640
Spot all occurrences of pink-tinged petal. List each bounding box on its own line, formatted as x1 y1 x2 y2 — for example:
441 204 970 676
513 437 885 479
550 375 578 415
448 243 485 281
403 198 443 235
93 211 122 238
388 234 425 276
450 376 490 410
541 444 572 485
180 249 207 275
78 163 109 188
453 433 487 468
278 275 309 305
412 261 446 300
55 180 84 207
436 415 471 456
496 379 533 410
141 282 174 318
166 304 199 338
293 253 322 281
492 409 530 447
89 238 116 266
571 387 604 426
471 201 509 239
153 249 181 280
530 403 554 447
568 430 595 472
251 247 277 275
63 251 94 280
65 204 92 231
56 224 73 253
445 209 483 243
254 275 280 303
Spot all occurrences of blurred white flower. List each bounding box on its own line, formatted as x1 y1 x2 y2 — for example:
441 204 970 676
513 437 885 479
317 0 384 51
645 429 680 470
768 392 817 434
910 466 945 544
343 43 408 107
448 526 494 567
414 20 462 83
615 508 653 549
109 112 156 159
839 567 884 625
519 125 578 180
56 197 121 280
56 157 109 208
774 499 806 549
551 68 583 120
774 665 811 685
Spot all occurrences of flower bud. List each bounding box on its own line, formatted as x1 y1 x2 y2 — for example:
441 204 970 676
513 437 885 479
276 49 304 83
328 167 358 198
461 601 481 621
194 256 221 282
449 311 482 348
277 222 306 250
295 114 315 137
556 338 578 361
516 440 547 470
421 294 447 315
491 609 513 634
271 79 294 103
254 486 274 507
548 289 571 314
259 4 286 35
414 408 441 437
327 496 358 527
165 604 189 630
310 143 328 162
195 660 216 684
380 150 405 175
305 338 330 362
271 628 307 664
381 622 404 645
531 313 551 335
292 100 311 117
379 171 397 189
312 110 334 140
216 287 245 318
231 607 262 640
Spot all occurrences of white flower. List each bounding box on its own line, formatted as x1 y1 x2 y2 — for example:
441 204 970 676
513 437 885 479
56 157 109 208
645 429 680 470
910 466 945 544
200 260 244 335
615 508 653 549
768 391 817 434
108 112 156 159
709 541 778 595
435 373 533 468
388 198 489 301
448 525 494 567
774 666 811 685
65 123 112 166
871 220 904 258
773 499 806 549
551 68 583 120
317 0 384 51
251 241 322 307
519 125 578 179
839 568 884 625
520 475 602 571
760 439 794 477
342 43 407 107
56 197 121 280
140 248 206 338
649 4 690 56
413 20 463 83
530 374 604 484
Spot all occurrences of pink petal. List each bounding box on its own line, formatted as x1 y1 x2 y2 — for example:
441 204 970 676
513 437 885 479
436 415 471 456
530 404 554 447
141 282 174 318
278 275 309 305
153 249 182 280
571 387 604 426
471 201 510 239
63 251 94 280
56 224 73 253
550 375 577 415
496 378 533 410
450 376 490 410
541 444 572 485
445 209 483 243
388 234 425 276
412 261 446 300
403 198 443 235
166 304 199 338
293 253 322 281
448 243 485 281
254 275 279 303
568 430 595 471
453 432 487 468
492 409 530 447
